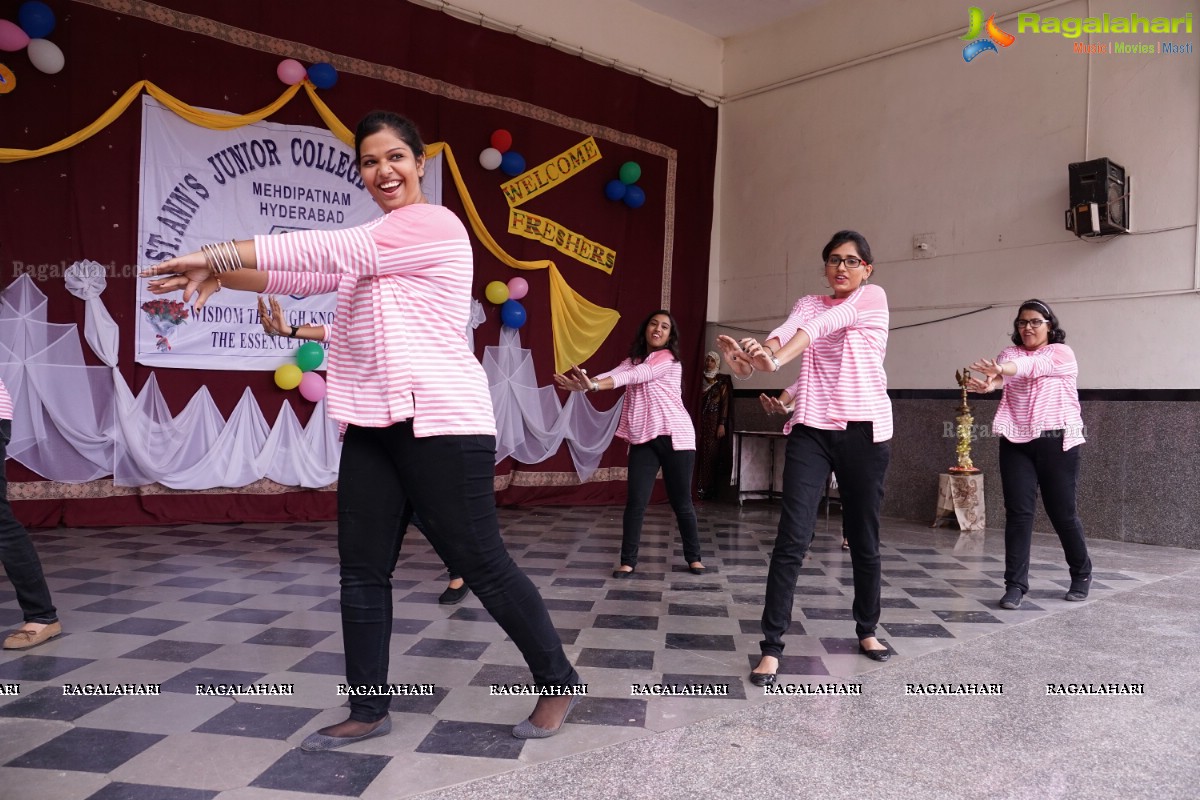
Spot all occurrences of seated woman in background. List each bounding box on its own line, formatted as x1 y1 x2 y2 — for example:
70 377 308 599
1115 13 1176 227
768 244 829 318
696 350 733 501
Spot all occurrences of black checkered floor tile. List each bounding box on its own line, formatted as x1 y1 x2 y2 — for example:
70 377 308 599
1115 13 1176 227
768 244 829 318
0 504 1155 798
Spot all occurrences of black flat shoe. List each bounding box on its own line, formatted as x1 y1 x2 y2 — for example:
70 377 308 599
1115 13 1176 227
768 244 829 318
749 656 779 687
1065 576 1091 601
688 563 706 575
300 716 392 752
749 670 777 687
612 567 635 578
999 587 1023 609
859 644 891 662
438 584 470 605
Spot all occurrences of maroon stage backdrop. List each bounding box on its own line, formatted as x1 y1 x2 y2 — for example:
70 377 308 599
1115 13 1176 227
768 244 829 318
0 0 718 526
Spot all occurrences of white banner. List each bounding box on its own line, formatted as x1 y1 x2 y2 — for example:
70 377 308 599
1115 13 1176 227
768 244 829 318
135 96 442 370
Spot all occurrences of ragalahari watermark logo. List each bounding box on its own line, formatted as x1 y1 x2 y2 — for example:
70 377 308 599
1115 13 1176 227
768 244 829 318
961 7 1015 62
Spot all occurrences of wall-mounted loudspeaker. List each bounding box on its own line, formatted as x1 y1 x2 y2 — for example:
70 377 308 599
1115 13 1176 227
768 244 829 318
1065 158 1130 237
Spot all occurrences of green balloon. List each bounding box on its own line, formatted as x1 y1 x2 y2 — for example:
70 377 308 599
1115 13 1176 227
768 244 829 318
296 341 325 372
619 161 641 184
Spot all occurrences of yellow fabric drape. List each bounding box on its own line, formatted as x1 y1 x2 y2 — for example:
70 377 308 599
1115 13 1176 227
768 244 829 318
1 80 620 371
0 80 303 163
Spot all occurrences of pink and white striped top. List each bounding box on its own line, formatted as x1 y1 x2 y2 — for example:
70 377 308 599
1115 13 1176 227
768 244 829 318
257 204 495 437
597 349 696 450
993 344 1085 450
771 284 892 442
0 377 13 421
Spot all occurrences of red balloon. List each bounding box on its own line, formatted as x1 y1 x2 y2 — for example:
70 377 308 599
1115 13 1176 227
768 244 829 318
490 129 513 153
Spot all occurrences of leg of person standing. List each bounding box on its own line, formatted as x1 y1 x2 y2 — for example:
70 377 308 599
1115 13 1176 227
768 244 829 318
653 436 703 571
1033 435 1092 600
329 425 409 733
998 437 1039 607
392 423 580 735
618 441 662 572
0 419 61 650
758 426 830 667
833 422 890 656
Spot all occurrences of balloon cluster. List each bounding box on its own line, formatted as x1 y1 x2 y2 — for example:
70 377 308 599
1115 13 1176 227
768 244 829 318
478 129 526 177
0 1 65 90
484 277 530 329
276 58 338 89
274 341 328 402
604 161 646 209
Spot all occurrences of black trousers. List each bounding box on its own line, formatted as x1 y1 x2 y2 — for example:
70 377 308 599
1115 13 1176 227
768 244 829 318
0 420 57 624
338 422 578 721
619 436 701 568
761 423 890 654
998 435 1092 593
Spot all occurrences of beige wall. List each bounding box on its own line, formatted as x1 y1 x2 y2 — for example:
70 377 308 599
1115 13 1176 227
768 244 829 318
713 0 1200 389
413 0 1199 390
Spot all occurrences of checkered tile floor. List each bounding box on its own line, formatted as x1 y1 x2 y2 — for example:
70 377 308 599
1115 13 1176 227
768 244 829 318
0 504 1155 799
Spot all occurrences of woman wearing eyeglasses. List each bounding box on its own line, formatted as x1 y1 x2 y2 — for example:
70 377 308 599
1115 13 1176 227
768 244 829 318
968 300 1091 610
717 230 892 686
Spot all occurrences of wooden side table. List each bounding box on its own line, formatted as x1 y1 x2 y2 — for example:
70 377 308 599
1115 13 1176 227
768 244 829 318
932 472 986 531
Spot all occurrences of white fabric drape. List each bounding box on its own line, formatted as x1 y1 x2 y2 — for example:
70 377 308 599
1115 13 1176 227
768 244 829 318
484 327 621 482
3 270 620 489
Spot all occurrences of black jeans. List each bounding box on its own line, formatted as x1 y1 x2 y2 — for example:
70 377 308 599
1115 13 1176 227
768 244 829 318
761 423 890 654
408 512 460 582
620 436 701 567
338 422 578 722
998 434 1092 594
0 420 57 624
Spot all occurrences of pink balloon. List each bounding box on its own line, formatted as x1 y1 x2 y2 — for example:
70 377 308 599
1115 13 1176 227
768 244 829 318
506 277 529 300
298 371 327 402
276 58 307 85
0 21 30 52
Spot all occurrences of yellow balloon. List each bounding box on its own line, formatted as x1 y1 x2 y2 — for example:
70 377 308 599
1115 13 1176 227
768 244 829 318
274 364 302 390
485 280 509 305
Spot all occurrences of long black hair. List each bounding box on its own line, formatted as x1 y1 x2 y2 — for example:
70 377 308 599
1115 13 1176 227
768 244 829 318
1010 298 1067 346
629 309 681 363
354 111 425 165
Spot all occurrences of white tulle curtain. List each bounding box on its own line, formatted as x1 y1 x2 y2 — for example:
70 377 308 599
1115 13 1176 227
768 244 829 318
1 271 619 489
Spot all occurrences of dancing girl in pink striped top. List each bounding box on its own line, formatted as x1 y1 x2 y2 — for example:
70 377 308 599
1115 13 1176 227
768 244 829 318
968 299 1092 610
143 111 580 749
556 310 705 577
718 230 893 686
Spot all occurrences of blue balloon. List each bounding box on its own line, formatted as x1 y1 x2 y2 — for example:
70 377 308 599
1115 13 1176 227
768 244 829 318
604 179 627 201
18 1 55 39
307 62 338 89
623 184 646 209
500 299 527 329
500 151 526 177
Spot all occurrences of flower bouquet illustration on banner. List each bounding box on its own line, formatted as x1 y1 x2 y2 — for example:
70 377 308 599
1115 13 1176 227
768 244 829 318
141 298 189 352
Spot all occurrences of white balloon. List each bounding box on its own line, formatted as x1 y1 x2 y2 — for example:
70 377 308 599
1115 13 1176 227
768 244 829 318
27 38 63 74
478 147 502 170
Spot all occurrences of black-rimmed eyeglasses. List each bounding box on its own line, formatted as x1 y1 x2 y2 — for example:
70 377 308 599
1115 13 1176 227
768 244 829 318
825 256 866 269
1015 319 1046 329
